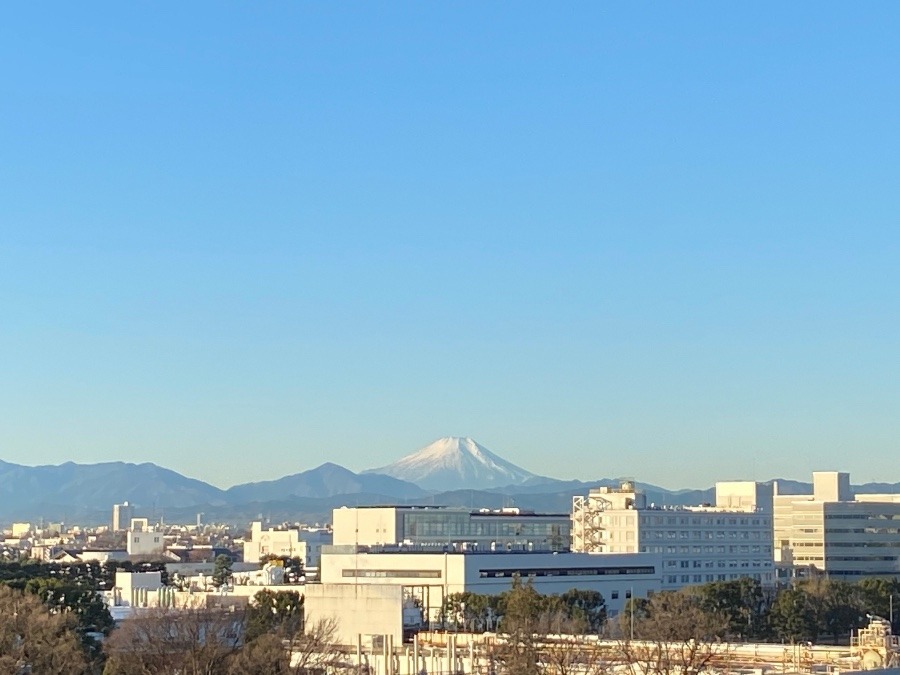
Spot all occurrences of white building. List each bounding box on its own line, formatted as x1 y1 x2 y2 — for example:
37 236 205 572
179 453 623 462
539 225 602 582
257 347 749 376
126 528 164 557
332 506 571 552
572 480 775 589
10 522 31 538
319 547 661 622
243 522 332 572
112 502 134 533
775 471 900 580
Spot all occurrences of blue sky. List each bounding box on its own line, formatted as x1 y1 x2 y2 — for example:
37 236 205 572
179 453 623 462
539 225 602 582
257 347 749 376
2 3 899 489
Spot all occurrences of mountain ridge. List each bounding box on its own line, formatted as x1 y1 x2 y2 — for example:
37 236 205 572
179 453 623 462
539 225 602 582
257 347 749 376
1 437 897 525
366 436 537 490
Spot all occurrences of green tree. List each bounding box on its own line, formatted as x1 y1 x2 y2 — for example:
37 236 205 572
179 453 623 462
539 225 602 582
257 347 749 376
770 586 815 643
246 589 304 641
797 578 865 643
496 577 543 675
694 578 770 639
858 577 900 632
558 588 607 633
212 554 234 588
0 584 90 674
444 591 493 632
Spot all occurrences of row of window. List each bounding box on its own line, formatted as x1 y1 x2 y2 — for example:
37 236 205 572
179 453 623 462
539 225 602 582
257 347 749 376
640 516 770 527
638 545 773 554
478 566 657 579
665 573 771 584
664 559 771 569
342 569 442 579
402 513 568 539
643 530 765 540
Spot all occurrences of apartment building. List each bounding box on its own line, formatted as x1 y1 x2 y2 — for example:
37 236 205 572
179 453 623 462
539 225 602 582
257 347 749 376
572 480 775 589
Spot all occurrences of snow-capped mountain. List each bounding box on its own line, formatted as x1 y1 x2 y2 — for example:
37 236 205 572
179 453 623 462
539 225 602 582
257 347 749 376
366 436 539 491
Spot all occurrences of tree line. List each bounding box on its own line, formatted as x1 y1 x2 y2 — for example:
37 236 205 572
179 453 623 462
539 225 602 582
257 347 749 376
0 580 343 674
0 559 337 674
447 576 900 644
5 556 900 673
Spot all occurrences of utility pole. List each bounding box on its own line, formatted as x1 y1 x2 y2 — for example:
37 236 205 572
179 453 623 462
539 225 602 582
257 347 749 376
630 586 635 641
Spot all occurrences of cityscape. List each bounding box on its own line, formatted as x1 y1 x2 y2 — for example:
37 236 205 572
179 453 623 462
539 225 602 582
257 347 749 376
4 3 900 674
4 438 900 672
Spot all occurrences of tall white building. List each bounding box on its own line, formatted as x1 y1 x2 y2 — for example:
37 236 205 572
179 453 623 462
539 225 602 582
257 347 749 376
572 480 775 589
112 502 134 533
775 471 900 580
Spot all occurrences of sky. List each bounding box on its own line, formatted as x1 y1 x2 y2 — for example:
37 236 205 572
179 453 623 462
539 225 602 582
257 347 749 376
2 3 899 490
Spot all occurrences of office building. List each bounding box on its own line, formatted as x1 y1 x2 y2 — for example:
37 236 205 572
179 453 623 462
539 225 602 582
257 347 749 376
572 480 775 589
319 546 661 622
332 506 571 552
775 471 900 579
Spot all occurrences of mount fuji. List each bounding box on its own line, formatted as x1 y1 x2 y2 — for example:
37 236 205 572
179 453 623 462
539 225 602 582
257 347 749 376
366 436 540 491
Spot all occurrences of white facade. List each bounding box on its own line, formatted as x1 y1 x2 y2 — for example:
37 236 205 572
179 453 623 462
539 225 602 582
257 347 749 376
775 472 900 579
304 584 408 645
572 481 775 590
319 548 661 620
11 522 31 537
332 506 570 552
126 529 164 556
243 521 332 570
112 502 134 532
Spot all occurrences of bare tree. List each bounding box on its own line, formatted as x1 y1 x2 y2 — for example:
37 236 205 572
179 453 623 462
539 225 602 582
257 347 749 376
540 627 609 675
615 590 731 675
103 605 245 675
227 634 293 674
227 616 350 675
283 617 351 674
0 584 90 674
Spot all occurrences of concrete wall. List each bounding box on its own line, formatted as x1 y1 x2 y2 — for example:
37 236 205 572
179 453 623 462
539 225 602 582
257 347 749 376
304 583 405 645
813 471 851 502
127 529 164 556
333 507 401 547
715 481 773 511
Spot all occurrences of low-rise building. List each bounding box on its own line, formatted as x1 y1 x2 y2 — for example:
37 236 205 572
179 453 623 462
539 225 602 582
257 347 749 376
319 546 661 622
243 522 332 573
127 529 164 557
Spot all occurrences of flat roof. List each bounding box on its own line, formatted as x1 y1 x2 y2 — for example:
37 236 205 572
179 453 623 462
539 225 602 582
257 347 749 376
337 505 568 517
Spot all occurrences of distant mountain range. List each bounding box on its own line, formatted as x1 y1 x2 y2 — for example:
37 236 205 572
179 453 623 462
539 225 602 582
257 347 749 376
0 437 895 526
